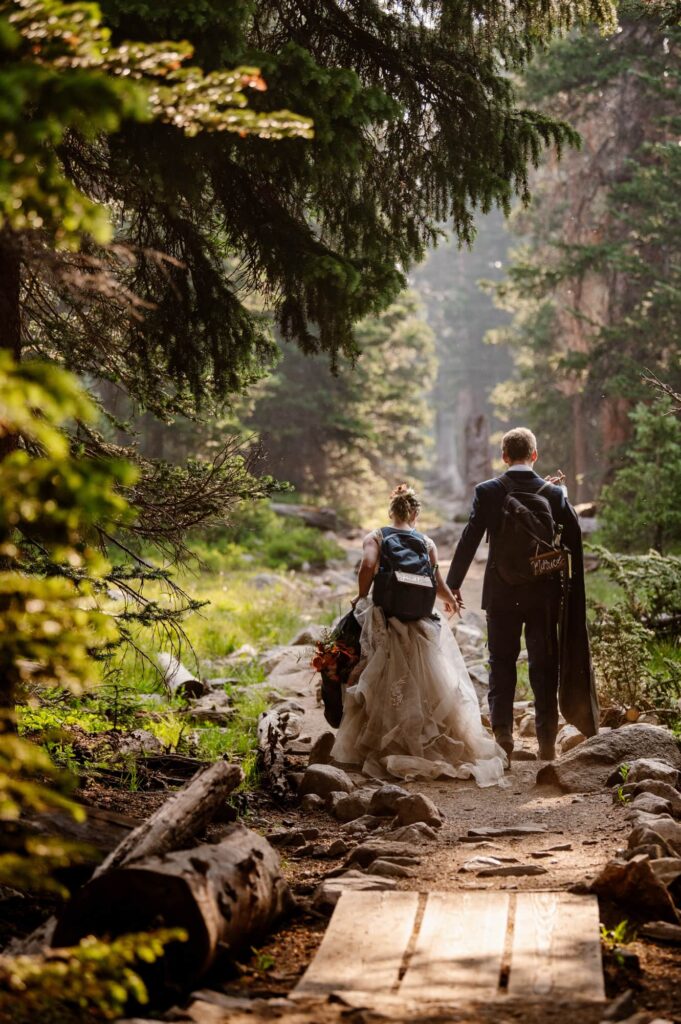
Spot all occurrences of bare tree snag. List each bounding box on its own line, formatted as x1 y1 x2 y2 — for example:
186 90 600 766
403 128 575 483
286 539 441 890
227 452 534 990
257 703 302 802
52 824 292 990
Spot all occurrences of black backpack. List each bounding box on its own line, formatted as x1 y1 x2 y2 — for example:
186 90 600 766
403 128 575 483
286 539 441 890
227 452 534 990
372 527 437 621
494 476 562 586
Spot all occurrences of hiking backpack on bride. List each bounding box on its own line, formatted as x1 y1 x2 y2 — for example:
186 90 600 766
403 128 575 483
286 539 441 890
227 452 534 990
372 527 436 621
494 476 571 586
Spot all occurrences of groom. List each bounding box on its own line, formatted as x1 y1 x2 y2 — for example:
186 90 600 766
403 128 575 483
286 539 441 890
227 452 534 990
446 427 572 765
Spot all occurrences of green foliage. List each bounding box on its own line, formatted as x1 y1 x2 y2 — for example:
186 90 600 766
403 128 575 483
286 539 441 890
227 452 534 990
0 0 312 247
600 400 681 553
590 545 681 628
191 503 343 572
0 929 186 1024
248 292 437 513
600 919 635 948
590 606 655 707
0 356 139 897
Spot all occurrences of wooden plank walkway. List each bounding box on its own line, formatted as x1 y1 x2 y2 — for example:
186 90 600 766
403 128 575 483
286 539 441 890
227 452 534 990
294 890 605 1005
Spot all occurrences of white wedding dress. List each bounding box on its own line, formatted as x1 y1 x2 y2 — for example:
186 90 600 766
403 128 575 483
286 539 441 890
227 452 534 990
331 591 507 788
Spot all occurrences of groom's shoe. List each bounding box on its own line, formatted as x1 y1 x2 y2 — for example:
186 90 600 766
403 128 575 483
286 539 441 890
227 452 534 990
538 742 556 762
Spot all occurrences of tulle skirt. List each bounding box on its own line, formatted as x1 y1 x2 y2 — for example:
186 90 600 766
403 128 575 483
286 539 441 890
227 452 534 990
331 598 507 787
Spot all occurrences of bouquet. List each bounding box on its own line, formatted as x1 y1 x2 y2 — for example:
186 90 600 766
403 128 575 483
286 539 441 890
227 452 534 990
311 610 361 727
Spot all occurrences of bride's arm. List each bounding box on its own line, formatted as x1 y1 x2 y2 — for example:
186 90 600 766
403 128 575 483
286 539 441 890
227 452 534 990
430 543 462 615
352 532 380 605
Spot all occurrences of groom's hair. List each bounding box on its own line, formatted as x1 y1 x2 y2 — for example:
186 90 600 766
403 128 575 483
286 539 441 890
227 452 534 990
502 427 537 462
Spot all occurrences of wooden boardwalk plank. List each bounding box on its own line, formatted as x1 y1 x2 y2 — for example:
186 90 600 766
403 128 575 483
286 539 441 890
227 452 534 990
293 890 419 997
508 892 605 1001
400 891 510 1002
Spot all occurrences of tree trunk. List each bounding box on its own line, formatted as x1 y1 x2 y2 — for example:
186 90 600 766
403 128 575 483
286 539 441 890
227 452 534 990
571 393 589 503
51 825 291 993
0 233 21 460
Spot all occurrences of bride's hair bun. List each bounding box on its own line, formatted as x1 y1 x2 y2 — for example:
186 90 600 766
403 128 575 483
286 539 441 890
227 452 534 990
389 483 421 521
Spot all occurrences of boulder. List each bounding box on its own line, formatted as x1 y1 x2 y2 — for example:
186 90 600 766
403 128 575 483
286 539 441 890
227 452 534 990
346 841 422 869
628 793 674 818
590 855 680 923
624 781 681 817
394 793 443 829
340 814 383 834
366 859 416 879
331 790 374 823
290 624 327 646
182 691 234 725
308 731 336 766
115 729 164 757
640 921 681 945
628 817 681 856
299 764 354 799
536 725 681 793
611 758 680 788
386 823 439 842
313 870 397 912
557 724 586 754
300 793 324 812
518 715 536 738
368 784 409 817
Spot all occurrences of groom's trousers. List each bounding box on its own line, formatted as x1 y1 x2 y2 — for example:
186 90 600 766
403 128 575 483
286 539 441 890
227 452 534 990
486 585 561 747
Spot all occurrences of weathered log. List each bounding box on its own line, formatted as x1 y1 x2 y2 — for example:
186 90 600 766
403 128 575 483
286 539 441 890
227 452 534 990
269 502 343 533
157 652 207 698
52 824 292 990
96 759 243 875
257 702 303 802
6 760 243 955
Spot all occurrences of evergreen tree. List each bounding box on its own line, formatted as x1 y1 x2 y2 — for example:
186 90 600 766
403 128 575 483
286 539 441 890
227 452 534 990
7 0 617 419
487 6 681 499
600 398 681 553
249 293 436 513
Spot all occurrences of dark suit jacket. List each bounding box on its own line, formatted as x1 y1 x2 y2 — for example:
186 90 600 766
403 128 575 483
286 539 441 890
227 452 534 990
446 470 569 611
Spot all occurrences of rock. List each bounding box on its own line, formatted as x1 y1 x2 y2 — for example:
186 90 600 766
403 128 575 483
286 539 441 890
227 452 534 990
639 921 681 944
326 791 347 815
326 839 350 858
394 793 443 829
367 859 415 879
536 725 681 793
557 724 586 754
300 794 324 812
346 841 422 869
602 989 636 1022
477 864 548 877
368 784 409 817
386 823 439 842
628 816 681 856
266 831 308 849
287 771 304 792
299 764 354 798
649 857 681 888
461 856 519 873
624 781 681 817
464 825 550 839
182 691 234 725
611 758 680 788
291 624 327 646
340 814 383 834
590 855 680 923
628 793 674 818
518 715 537 738
313 870 397 912
331 790 374 823
308 731 336 766
512 749 538 761
115 729 164 756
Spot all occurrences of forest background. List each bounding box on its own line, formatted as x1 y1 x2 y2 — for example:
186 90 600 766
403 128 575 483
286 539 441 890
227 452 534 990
0 0 680 1015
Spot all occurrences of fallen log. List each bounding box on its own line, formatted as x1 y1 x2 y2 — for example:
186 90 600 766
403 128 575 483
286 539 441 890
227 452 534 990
157 652 207 699
96 759 243 875
6 760 243 955
52 823 292 991
269 502 343 533
257 701 303 802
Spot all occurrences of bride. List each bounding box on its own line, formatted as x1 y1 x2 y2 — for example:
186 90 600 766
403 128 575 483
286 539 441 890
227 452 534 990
332 484 507 787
